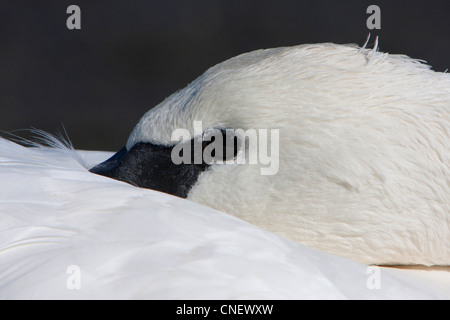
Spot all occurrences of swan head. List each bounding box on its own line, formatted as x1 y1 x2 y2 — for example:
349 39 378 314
90 43 450 266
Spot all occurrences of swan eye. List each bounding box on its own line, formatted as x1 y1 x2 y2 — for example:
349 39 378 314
201 128 240 164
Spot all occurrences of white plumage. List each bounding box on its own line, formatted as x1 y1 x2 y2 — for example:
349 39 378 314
1 42 450 299
0 137 449 299
127 43 450 266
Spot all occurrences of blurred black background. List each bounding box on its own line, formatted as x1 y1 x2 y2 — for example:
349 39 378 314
1 0 449 151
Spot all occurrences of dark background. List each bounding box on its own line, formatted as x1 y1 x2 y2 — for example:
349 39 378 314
1 0 449 151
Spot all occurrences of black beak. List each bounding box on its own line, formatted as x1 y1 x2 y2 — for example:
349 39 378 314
89 142 208 198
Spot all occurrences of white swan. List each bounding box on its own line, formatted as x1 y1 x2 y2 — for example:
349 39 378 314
91 43 450 266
